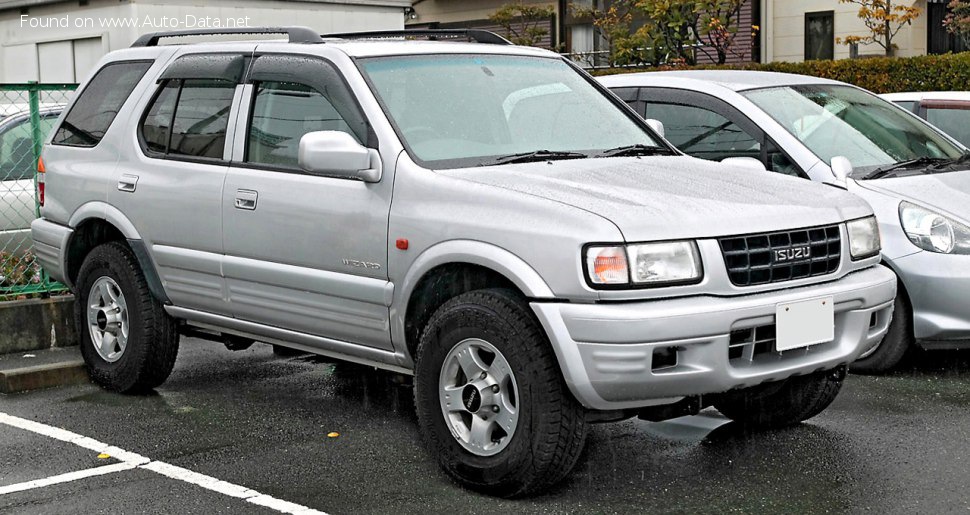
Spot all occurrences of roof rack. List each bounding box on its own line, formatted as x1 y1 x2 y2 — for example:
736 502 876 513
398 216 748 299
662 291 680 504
131 26 322 48
324 29 512 46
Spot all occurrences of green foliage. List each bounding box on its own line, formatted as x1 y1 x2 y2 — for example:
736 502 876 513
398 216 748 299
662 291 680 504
489 2 557 48
945 0 970 47
572 0 749 66
0 252 39 288
591 51 970 94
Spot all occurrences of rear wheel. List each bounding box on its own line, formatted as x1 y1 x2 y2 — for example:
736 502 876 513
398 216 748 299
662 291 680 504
851 289 913 374
76 242 179 393
414 289 588 497
712 367 846 430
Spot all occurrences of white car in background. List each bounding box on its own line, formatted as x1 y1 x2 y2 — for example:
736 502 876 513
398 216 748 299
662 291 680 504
881 91 970 147
0 104 62 257
600 70 970 373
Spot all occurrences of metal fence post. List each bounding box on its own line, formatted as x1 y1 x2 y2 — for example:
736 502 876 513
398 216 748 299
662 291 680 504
27 81 42 218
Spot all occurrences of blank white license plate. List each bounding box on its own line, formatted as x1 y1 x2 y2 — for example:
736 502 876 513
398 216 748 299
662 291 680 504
775 297 834 351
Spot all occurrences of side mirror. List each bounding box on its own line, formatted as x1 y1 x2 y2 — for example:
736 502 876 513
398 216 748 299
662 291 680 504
298 131 381 183
721 156 767 173
830 156 853 182
646 119 665 138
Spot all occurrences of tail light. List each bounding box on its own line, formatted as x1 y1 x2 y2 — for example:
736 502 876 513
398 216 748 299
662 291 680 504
37 157 45 207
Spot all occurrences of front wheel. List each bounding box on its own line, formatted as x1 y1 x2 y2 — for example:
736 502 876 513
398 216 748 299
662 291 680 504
76 241 179 393
712 367 846 430
851 289 912 374
414 289 588 497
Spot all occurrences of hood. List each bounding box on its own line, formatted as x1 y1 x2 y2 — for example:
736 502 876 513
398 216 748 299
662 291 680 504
855 169 970 223
437 156 870 241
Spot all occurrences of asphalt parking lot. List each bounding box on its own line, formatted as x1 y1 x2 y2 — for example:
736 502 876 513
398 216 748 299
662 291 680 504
3 339 970 514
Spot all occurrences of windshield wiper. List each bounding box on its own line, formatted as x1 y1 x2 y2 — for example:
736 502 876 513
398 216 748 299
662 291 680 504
929 151 970 172
862 156 949 180
481 150 588 165
594 144 675 158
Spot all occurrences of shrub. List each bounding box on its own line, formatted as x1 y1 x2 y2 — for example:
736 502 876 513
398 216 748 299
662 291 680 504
590 51 970 94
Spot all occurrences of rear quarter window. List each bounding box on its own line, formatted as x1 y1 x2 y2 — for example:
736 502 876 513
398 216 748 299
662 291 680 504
52 61 152 147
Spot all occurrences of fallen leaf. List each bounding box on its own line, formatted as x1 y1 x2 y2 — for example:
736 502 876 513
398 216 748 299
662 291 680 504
327 432 340 438
97 453 111 459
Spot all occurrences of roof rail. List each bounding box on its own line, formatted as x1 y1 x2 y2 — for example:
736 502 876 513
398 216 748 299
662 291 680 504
324 29 512 46
130 26 322 47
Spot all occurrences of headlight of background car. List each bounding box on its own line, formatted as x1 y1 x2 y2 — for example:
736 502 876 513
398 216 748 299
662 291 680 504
899 201 970 254
585 241 702 287
846 216 881 260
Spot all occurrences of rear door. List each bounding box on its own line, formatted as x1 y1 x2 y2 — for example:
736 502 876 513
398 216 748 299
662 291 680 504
113 53 247 314
222 53 394 350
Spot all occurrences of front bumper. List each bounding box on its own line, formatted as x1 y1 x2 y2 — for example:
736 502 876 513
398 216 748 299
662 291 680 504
532 265 897 411
893 250 970 347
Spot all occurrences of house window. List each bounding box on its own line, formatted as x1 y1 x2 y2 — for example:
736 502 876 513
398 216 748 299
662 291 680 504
805 11 835 60
928 2 969 54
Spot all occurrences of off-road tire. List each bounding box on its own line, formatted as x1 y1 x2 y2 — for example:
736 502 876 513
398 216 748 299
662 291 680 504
414 288 588 497
76 241 179 393
712 366 846 430
850 289 912 374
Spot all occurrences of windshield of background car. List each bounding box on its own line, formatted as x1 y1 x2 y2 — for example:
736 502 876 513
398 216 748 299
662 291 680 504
359 54 663 168
743 84 963 176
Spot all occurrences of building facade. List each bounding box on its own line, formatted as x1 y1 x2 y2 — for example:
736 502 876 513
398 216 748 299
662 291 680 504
0 0 410 83
760 0 964 63
406 0 760 65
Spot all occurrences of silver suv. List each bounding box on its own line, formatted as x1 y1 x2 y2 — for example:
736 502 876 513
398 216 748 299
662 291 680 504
32 27 896 496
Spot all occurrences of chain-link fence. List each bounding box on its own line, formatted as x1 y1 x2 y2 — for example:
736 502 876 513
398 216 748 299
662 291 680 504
0 83 77 298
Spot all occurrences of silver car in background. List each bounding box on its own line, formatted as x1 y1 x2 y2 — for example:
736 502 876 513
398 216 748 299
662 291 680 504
0 104 62 256
600 70 970 373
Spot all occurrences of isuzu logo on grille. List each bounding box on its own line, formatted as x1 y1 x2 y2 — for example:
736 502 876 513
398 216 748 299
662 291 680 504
773 246 811 263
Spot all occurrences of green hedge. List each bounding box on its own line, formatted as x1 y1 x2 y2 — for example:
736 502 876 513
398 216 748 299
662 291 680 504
592 52 970 94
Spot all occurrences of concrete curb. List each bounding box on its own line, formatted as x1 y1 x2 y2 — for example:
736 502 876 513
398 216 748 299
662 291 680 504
0 347 89 394
0 295 78 354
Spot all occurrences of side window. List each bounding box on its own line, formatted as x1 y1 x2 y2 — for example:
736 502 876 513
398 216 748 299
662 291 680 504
0 114 58 181
244 55 370 169
924 107 970 147
247 81 358 168
765 140 801 177
645 102 761 161
609 87 645 117
893 100 918 113
52 61 152 147
139 79 236 160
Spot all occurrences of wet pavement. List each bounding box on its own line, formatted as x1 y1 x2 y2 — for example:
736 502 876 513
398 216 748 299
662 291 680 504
2 338 970 514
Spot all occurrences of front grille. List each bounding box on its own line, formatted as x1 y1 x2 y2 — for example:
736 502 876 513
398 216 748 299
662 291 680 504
719 225 841 286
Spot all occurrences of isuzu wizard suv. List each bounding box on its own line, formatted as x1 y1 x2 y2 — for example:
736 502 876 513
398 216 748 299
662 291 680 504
31 27 896 496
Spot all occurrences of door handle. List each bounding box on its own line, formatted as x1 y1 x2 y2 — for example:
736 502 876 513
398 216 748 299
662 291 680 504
234 189 258 210
117 174 139 193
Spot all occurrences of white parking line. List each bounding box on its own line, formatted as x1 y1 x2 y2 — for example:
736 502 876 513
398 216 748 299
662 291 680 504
0 412 328 515
0 463 137 495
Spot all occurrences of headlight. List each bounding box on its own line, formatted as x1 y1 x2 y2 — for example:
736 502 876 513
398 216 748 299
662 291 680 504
846 216 881 260
585 241 702 288
899 201 970 254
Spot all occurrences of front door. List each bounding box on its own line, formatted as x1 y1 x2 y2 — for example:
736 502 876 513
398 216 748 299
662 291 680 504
222 54 393 350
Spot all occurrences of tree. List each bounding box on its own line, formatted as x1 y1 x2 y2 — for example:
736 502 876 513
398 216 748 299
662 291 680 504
836 0 922 57
944 0 970 48
489 2 557 48
575 0 751 67
571 1 661 66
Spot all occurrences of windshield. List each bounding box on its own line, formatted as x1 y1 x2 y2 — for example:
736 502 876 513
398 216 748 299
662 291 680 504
359 54 663 168
743 85 964 177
